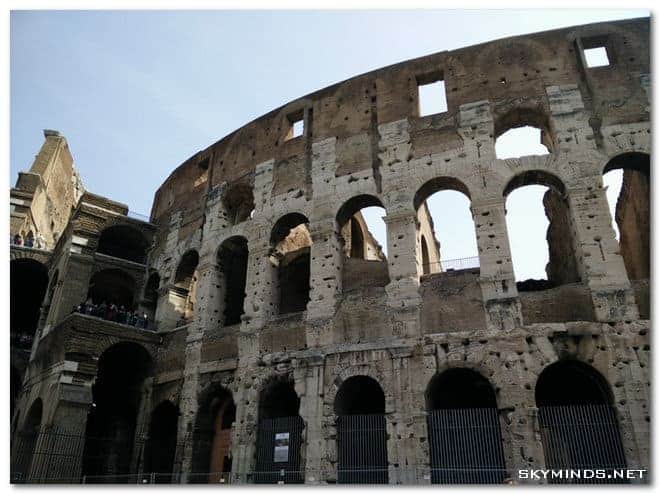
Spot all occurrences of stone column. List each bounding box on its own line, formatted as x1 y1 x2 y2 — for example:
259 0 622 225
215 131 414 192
565 177 638 321
384 211 421 310
297 357 325 484
229 382 259 483
472 198 522 331
130 377 153 478
241 242 274 332
306 219 342 323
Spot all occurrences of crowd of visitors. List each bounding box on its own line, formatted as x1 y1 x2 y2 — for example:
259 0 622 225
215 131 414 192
72 298 153 330
11 232 46 249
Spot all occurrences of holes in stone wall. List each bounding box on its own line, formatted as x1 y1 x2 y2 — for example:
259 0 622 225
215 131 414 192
584 46 610 67
285 110 305 141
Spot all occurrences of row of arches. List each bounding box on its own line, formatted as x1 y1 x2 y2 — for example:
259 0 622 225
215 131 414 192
12 353 630 484
164 151 648 326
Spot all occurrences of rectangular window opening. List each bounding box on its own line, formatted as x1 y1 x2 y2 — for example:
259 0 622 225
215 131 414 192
198 157 210 170
286 110 305 141
584 46 610 68
418 79 448 117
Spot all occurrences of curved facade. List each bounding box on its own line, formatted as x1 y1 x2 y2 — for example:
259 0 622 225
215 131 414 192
12 17 650 484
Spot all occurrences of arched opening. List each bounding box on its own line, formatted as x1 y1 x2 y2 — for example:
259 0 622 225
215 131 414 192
334 376 388 484
494 107 553 159
603 153 649 281
82 342 152 482
336 195 389 291
254 377 303 483
413 177 477 275
12 399 43 482
270 214 311 315
173 250 199 321
222 183 255 225
96 225 148 264
190 386 236 484
142 272 160 320
425 369 506 484
536 360 627 482
87 269 136 310
10 259 48 348
504 171 579 291
218 237 248 326
144 401 179 483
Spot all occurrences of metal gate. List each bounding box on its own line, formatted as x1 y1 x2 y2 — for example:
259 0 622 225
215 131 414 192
254 416 304 483
337 414 388 484
11 427 87 483
538 404 628 484
427 408 506 484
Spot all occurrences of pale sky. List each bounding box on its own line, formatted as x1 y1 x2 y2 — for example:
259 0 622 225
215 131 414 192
10 9 646 280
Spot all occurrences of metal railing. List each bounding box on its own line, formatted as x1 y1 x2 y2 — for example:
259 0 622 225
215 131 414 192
423 256 480 273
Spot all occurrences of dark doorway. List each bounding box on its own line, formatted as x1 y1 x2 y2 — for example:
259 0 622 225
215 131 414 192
426 368 506 484
536 360 628 483
10 259 49 347
218 237 248 326
81 343 152 482
254 378 304 484
97 225 148 264
334 376 388 484
144 401 179 483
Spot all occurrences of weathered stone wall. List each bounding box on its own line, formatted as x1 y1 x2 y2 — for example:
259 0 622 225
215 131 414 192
13 17 650 485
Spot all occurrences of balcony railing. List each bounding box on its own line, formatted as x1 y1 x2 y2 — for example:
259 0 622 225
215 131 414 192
423 256 480 273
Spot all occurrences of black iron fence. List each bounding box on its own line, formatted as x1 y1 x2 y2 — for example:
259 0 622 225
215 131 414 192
427 407 507 484
538 404 629 484
337 414 389 484
254 416 304 484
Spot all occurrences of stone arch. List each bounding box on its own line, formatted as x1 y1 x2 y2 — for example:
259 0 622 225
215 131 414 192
81 342 153 481
602 152 649 281
413 176 475 276
173 250 200 320
191 383 236 483
254 375 304 483
425 368 506 484
494 105 554 156
96 224 149 264
503 170 579 289
535 359 627 480
144 400 179 481
10 259 49 345
216 236 249 326
269 213 311 315
334 375 388 484
87 268 136 310
13 398 43 481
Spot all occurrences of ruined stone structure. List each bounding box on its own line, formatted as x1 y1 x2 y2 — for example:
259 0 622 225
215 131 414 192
11 18 650 484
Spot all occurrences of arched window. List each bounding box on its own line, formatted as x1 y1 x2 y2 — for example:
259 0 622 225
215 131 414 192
145 401 179 483
504 171 579 291
218 237 248 326
174 250 199 321
536 360 627 483
12 398 42 482
425 369 506 484
82 343 152 482
87 269 136 310
10 259 48 346
336 195 389 291
191 386 236 484
413 177 477 276
270 214 311 315
334 376 388 484
603 152 649 281
222 183 255 225
96 225 148 264
494 107 553 159
254 377 303 484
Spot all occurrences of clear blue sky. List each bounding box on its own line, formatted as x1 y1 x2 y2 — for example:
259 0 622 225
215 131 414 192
10 9 647 279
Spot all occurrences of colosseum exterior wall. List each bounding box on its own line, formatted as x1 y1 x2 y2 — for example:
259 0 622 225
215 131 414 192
12 17 650 485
